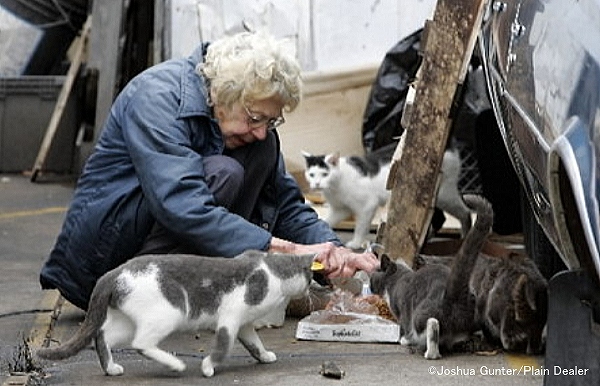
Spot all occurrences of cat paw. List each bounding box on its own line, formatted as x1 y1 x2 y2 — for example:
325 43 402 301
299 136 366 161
425 318 441 359
424 349 442 360
105 363 124 376
259 351 277 363
201 357 215 377
400 337 411 346
345 240 364 250
168 359 186 372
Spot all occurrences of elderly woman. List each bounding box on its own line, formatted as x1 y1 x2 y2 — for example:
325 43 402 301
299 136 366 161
40 32 379 310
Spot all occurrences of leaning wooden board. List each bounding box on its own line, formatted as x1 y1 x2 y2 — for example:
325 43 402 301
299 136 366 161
378 0 487 265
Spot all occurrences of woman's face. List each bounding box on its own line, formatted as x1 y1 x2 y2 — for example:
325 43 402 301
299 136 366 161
214 97 285 149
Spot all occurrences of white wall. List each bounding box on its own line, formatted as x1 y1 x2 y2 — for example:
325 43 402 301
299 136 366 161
164 0 436 72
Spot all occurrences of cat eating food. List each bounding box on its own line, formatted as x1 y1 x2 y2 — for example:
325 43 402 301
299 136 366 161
37 250 316 377
414 245 548 354
302 141 471 249
369 194 493 359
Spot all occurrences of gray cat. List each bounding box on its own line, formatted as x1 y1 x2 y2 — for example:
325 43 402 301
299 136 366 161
369 194 493 359
414 243 548 354
37 250 316 377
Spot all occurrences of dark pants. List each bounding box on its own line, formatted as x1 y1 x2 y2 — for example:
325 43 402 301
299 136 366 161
137 132 277 255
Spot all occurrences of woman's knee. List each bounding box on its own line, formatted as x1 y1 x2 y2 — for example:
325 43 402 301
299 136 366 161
203 156 244 207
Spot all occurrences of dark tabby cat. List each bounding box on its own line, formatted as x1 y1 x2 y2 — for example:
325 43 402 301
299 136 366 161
369 194 493 359
470 252 548 354
414 246 548 354
37 250 316 377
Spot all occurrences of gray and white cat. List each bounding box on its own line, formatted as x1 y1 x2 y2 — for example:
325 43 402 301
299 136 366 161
369 194 493 359
37 250 316 377
302 142 471 249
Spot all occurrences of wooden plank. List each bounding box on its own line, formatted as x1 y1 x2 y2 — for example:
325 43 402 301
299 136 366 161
30 16 92 181
76 0 125 173
379 0 486 264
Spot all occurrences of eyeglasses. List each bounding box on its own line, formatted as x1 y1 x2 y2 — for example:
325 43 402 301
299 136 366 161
244 105 285 131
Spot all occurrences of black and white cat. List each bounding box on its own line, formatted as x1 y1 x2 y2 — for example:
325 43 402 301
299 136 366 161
369 194 493 359
37 250 316 377
302 142 471 249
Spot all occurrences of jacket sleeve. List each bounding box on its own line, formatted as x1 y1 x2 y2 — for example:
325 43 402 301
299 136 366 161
117 74 272 257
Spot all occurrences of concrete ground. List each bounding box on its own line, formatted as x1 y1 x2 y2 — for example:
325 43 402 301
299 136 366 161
0 174 547 386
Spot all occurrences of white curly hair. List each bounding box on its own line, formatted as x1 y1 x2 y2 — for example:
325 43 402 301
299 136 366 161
197 31 302 112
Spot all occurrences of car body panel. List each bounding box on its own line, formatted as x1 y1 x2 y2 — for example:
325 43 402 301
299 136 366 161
479 0 600 280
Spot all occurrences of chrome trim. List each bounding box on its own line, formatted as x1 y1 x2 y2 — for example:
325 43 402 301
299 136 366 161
549 133 600 281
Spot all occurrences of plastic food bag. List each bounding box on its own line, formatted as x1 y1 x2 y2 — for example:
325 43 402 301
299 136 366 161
295 289 399 342
326 288 394 318
301 288 397 325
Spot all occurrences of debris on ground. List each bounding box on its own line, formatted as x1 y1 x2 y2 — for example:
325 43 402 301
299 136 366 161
320 360 344 379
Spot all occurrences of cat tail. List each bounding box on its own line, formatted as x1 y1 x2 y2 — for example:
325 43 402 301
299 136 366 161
37 273 114 360
444 194 494 303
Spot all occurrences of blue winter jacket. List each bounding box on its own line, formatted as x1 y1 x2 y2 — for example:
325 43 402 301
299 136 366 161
40 45 341 309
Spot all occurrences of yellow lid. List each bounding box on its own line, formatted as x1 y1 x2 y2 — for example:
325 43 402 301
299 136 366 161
311 261 325 271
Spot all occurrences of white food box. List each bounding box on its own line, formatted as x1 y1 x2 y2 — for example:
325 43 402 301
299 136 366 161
295 311 400 343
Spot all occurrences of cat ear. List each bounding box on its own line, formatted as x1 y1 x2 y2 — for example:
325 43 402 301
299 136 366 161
325 152 340 166
301 150 312 159
380 254 397 273
413 254 425 270
513 274 536 321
